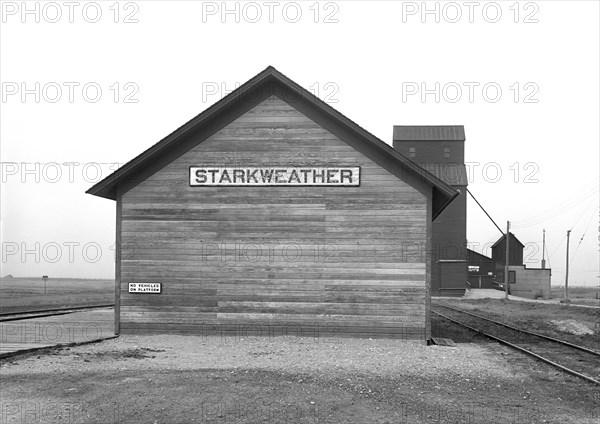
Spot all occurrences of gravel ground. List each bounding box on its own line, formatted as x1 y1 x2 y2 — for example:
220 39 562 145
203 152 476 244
2 335 516 379
1 335 598 423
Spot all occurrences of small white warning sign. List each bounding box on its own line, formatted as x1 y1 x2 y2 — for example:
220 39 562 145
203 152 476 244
128 283 161 293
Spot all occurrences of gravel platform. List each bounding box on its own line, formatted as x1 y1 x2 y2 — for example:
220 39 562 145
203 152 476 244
1 335 598 423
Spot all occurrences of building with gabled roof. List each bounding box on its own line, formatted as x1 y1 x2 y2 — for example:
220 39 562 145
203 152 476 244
466 234 551 299
491 232 525 266
87 66 458 342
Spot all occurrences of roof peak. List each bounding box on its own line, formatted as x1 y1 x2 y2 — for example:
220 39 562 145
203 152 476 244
86 66 458 219
492 232 525 248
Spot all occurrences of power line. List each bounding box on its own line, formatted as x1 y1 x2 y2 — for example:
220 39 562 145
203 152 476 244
512 192 598 229
548 236 565 261
570 197 597 232
570 203 599 264
512 179 599 229
466 188 504 235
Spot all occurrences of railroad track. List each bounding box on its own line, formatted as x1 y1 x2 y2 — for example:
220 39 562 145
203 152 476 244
432 303 600 385
0 304 114 322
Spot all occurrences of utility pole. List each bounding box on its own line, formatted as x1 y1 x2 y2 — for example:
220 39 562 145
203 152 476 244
541 229 546 269
505 221 510 300
565 230 571 300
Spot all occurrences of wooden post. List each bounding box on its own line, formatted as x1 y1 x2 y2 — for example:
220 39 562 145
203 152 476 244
565 230 571 300
504 221 510 299
115 197 122 335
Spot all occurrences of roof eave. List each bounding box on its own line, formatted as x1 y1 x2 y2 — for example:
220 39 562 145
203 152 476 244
432 187 460 221
86 66 282 200
86 66 458 213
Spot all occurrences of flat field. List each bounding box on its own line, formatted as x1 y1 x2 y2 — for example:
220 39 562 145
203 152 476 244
0 277 114 314
551 285 600 305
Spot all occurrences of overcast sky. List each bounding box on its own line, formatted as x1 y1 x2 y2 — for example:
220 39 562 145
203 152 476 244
1 1 599 286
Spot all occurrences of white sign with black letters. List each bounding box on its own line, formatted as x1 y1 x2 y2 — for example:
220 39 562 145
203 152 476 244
128 283 161 293
190 166 361 186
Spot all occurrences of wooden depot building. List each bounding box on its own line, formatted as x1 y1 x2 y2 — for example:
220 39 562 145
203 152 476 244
87 66 458 342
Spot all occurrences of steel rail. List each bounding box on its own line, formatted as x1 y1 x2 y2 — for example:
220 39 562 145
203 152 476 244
0 304 114 321
432 310 600 386
434 302 600 357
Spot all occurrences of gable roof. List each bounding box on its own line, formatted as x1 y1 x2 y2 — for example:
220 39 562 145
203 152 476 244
467 248 494 262
393 125 465 142
86 66 458 219
491 232 525 249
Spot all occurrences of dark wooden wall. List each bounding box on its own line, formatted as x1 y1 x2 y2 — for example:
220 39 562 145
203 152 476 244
392 140 465 164
393 136 467 296
467 249 496 289
117 96 430 339
492 234 524 266
431 190 467 295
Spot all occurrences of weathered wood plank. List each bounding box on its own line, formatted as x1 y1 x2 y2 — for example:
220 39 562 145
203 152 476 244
118 96 428 339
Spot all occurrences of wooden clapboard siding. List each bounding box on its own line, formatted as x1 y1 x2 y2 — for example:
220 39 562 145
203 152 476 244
119 95 429 339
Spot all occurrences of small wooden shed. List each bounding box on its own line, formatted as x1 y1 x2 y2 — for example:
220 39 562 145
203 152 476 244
492 232 525 266
87 66 457 341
